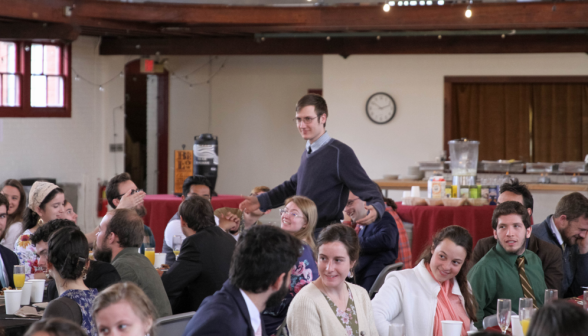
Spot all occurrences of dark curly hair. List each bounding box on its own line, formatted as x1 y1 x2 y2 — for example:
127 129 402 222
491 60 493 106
30 219 77 245
25 318 87 336
48 227 89 280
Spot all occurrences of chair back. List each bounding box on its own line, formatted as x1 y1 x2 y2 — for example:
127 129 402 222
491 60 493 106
368 262 404 299
154 311 196 336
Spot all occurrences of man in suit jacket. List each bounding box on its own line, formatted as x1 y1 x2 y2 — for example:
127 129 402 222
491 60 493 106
183 225 302 336
531 192 588 298
0 195 19 288
344 191 398 291
162 195 236 314
473 178 564 292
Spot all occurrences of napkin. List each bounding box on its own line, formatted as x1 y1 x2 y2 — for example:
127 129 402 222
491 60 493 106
15 306 43 317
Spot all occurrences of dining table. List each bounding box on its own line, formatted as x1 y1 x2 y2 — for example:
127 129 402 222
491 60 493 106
0 305 41 336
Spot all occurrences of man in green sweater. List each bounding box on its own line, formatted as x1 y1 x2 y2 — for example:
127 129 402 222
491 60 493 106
468 201 546 328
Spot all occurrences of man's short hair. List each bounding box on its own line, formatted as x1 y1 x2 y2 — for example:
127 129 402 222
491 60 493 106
230 225 301 293
296 94 328 128
30 219 77 245
500 178 534 212
492 201 531 230
554 192 588 222
179 196 216 232
0 194 8 212
106 173 132 208
182 175 212 197
107 209 144 248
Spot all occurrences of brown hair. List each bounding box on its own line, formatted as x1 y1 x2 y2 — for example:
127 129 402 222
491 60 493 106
491 201 531 230
106 209 144 248
250 186 270 196
2 179 26 231
284 196 317 252
296 94 328 128
418 225 477 322
316 224 360 264
554 192 588 223
179 195 216 232
25 318 87 336
106 172 132 209
527 300 588 336
92 282 157 333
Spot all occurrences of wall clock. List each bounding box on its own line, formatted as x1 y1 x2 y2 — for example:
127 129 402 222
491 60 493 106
366 92 396 124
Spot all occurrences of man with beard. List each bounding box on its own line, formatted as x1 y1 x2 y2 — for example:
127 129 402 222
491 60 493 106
94 208 172 318
183 225 301 336
105 172 155 254
162 195 236 314
468 202 547 328
532 192 588 297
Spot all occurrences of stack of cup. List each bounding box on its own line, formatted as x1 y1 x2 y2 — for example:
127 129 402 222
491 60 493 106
30 279 45 303
411 186 421 198
402 191 411 199
441 321 463 336
5 289 22 314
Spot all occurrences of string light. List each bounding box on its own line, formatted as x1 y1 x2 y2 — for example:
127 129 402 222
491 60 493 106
383 3 390 12
465 5 472 18
99 86 104 92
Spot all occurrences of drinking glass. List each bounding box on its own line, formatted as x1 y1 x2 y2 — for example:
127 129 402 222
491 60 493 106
544 289 558 304
497 299 512 335
519 307 533 336
145 248 155 265
584 290 588 311
518 298 533 316
13 265 25 290
172 235 182 259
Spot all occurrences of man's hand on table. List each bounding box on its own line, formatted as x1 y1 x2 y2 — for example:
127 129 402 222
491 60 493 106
355 205 378 226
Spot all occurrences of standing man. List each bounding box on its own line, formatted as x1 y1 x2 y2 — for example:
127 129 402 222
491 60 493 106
532 192 588 297
239 94 385 234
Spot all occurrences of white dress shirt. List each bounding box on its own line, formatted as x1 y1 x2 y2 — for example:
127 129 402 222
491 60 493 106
239 289 261 335
164 215 219 247
549 216 565 246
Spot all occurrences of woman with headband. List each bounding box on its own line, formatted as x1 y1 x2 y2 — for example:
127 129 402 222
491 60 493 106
15 181 65 280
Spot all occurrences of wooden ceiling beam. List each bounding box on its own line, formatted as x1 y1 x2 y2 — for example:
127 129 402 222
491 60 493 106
0 22 80 41
99 34 588 56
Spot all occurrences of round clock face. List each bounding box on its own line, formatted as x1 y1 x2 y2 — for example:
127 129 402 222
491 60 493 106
366 92 396 124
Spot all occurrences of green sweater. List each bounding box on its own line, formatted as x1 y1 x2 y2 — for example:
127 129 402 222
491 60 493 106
112 247 173 318
468 243 546 329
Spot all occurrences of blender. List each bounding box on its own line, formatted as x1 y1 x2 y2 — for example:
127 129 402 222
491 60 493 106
448 139 479 197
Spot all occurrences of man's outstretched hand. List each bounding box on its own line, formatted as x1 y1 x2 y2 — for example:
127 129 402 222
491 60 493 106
239 195 261 214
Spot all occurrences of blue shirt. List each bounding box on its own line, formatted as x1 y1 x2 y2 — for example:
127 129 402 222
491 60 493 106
305 131 331 153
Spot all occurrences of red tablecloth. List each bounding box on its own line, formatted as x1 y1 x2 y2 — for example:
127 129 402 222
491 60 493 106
396 204 496 265
143 194 245 252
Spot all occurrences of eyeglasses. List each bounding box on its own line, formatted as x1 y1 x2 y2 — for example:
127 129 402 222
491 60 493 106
293 116 317 125
346 198 361 208
117 189 142 199
279 208 305 220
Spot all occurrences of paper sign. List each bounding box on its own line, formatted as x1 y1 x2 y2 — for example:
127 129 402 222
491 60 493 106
174 150 193 194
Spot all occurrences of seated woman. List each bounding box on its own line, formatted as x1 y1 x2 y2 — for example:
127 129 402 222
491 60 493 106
527 300 588 336
25 318 87 336
93 282 157 336
15 181 65 280
287 224 378 336
372 225 478 336
43 227 98 336
263 196 319 336
1 179 27 251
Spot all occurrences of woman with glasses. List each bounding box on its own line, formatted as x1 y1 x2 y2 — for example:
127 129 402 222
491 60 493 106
262 196 319 336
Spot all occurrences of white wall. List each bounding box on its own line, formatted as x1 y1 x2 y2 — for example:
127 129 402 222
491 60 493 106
323 53 588 183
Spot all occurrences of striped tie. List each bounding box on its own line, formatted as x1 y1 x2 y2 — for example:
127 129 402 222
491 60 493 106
516 256 538 308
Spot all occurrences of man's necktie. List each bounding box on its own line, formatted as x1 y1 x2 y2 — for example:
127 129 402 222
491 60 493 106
307 147 312 154
516 256 538 308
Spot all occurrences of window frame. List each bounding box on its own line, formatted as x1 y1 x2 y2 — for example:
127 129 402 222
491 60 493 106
0 41 71 118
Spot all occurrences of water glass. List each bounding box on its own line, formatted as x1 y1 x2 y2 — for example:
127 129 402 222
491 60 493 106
497 299 512 335
518 298 533 316
519 307 533 336
172 235 183 258
13 265 25 290
544 289 558 304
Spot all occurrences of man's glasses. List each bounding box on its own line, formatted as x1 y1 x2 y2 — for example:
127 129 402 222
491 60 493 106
293 116 317 125
118 189 142 199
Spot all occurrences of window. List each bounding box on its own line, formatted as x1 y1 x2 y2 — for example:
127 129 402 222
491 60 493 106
0 41 70 117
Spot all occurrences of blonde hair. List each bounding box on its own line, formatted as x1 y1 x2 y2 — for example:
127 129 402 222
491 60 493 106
284 196 317 252
250 186 270 196
92 282 156 335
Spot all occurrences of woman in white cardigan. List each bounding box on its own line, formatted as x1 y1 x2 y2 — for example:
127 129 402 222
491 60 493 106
371 225 478 336
287 224 378 336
